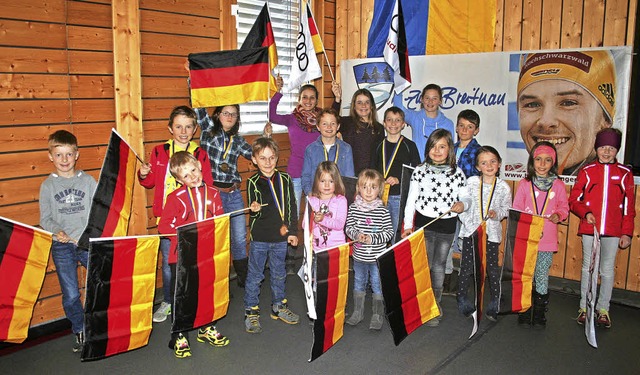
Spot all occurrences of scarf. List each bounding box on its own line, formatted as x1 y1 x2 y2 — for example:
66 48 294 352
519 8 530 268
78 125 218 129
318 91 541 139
353 195 383 212
292 106 322 133
533 174 556 192
426 163 452 175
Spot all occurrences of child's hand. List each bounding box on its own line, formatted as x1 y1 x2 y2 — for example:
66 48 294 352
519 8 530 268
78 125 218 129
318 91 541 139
585 213 596 225
401 228 413 238
276 75 284 92
314 211 324 223
250 201 262 212
288 235 298 247
487 209 497 219
450 201 464 213
357 233 371 244
331 81 342 102
183 59 190 73
386 177 399 186
139 162 151 179
619 235 632 249
55 231 72 243
336 131 343 140
548 213 561 224
263 122 273 138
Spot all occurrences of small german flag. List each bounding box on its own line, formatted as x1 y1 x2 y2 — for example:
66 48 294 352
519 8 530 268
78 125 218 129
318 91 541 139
499 209 542 314
377 228 439 346
172 215 230 333
240 3 278 95
306 3 324 54
78 129 137 249
0 217 52 344
310 242 350 362
81 235 159 361
189 47 270 108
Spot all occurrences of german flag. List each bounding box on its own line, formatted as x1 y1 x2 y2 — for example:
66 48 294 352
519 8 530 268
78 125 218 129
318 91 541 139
78 129 137 249
172 215 230 333
377 228 439 346
189 47 270 108
81 235 159 361
499 210 542 314
0 217 52 344
310 242 350 362
306 3 324 54
241 3 278 95
470 222 487 338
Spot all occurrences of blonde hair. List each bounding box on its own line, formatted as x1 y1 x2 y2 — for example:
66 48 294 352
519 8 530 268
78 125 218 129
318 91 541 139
357 169 384 198
311 161 345 197
169 151 199 181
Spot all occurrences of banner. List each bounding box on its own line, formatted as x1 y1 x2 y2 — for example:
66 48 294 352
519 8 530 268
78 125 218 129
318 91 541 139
499 210 542 314
383 0 411 94
82 235 159 361
0 217 52 344
469 222 487 339
585 228 600 348
367 0 429 57
309 242 350 362
78 129 137 249
172 216 230 333
340 47 632 182
285 1 322 92
298 200 316 319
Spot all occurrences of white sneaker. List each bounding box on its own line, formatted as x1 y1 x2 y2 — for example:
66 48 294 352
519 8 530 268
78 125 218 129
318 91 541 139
152 302 171 323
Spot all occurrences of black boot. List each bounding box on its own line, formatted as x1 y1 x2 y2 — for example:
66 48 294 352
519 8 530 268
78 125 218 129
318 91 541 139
517 308 532 327
532 291 549 328
233 258 248 288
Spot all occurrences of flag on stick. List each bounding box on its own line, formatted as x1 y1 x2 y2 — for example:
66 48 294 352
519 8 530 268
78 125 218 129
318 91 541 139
81 235 159 361
469 222 487 338
285 1 323 92
383 0 411 93
377 228 439 346
78 129 137 249
298 200 317 319
306 3 324 54
310 242 350 362
499 210 542 314
189 47 270 107
172 216 230 333
0 217 52 344
585 228 600 348
241 3 278 95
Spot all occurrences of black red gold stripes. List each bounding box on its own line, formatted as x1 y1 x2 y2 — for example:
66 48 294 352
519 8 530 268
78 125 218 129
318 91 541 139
240 3 278 94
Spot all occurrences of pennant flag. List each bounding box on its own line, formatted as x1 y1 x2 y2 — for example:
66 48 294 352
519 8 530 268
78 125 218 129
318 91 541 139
499 210 542 314
585 228 600 348
241 3 278 95
469 222 487 338
310 242 350 362
306 3 324 54
78 130 137 249
81 235 159 361
377 228 439 346
284 1 323 92
172 215 230 333
0 217 52 344
298 200 317 320
189 47 270 108
383 0 411 93
367 0 429 57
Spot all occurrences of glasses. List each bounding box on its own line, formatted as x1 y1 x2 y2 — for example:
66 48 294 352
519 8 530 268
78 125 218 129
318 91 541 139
220 111 238 118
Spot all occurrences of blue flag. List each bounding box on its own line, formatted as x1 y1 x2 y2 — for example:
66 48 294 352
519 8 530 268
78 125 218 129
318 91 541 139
367 0 429 57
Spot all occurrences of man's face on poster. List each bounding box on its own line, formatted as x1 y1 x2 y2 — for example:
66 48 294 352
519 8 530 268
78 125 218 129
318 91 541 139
518 79 611 173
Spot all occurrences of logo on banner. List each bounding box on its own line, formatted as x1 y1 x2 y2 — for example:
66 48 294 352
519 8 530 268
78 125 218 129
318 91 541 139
352 62 395 108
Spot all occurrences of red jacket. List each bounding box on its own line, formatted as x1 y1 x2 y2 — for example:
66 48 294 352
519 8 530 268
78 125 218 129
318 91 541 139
138 141 213 218
157 184 224 263
569 160 635 237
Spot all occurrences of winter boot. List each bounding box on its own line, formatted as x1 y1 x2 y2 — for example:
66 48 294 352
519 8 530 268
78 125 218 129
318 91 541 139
233 258 248 288
369 294 385 330
517 308 532 327
346 291 366 326
532 291 549 328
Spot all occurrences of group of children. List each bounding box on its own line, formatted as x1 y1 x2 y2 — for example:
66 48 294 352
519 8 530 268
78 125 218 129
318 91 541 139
39 82 634 358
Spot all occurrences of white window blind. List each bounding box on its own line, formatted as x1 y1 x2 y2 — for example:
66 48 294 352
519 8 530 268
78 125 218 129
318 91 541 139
236 0 300 134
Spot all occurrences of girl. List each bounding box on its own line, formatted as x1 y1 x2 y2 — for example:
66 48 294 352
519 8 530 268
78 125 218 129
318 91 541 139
402 128 466 327
345 169 393 330
196 105 252 287
512 141 569 328
332 84 385 174
457 146 511 321
307 161 348 251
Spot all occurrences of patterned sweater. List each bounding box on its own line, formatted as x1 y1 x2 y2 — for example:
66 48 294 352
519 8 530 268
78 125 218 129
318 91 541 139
345 202 393 263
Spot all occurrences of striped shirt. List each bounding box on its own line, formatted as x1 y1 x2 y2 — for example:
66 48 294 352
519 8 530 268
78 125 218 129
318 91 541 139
345 203 393 263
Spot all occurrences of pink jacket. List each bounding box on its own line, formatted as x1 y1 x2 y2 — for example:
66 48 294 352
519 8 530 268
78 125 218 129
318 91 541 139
307 195 347 252
512 178 569 252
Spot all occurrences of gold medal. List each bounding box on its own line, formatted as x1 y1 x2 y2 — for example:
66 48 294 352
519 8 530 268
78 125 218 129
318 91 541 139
280 224 288 236
220 162 229 172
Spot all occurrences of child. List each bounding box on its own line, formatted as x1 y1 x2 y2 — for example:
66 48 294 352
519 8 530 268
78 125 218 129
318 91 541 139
570 128 635 328
158 152 229 358
401 128 466 327
512 141 569 328
196 105 252 287
457 146 511 321
301 108 355 196
372 106 421 241
138 105 214 323
307 161 348 251
244 138 300 334
393 83 455 161
39 130 97 352
345 169 393 330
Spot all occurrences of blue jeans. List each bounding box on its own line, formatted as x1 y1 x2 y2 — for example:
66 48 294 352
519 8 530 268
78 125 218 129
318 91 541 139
51 241 88 334
159 237 171 303
353 260 382 294
292 177 303 215
244 241 287 308
425 229 455 301
387 195 401 243
220 189 248 261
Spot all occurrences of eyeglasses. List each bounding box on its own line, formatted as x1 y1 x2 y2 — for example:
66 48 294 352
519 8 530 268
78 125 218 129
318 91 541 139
220 111 238 118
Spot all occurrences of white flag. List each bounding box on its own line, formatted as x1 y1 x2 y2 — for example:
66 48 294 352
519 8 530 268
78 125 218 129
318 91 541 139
285 3 322 92
383 0 411 93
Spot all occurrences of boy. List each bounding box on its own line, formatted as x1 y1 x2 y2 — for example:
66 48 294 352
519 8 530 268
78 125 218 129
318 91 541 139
157 152 228 358
301 108 355 195
138 105 214 323
443 109 483 295
245 137 300 333
570 128 635 328
39 130 97 352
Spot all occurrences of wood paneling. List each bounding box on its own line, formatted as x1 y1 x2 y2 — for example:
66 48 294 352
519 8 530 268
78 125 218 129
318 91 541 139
67 0 111 27
0 99 70 126
68 51 114 74
0 74 69 99
0 47 68 74
0 20 67 49
67 25 113 51
140 9 220 37
0 0 66 23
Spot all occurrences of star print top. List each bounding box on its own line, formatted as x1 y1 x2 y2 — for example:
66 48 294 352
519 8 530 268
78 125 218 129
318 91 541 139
402 163 466 232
